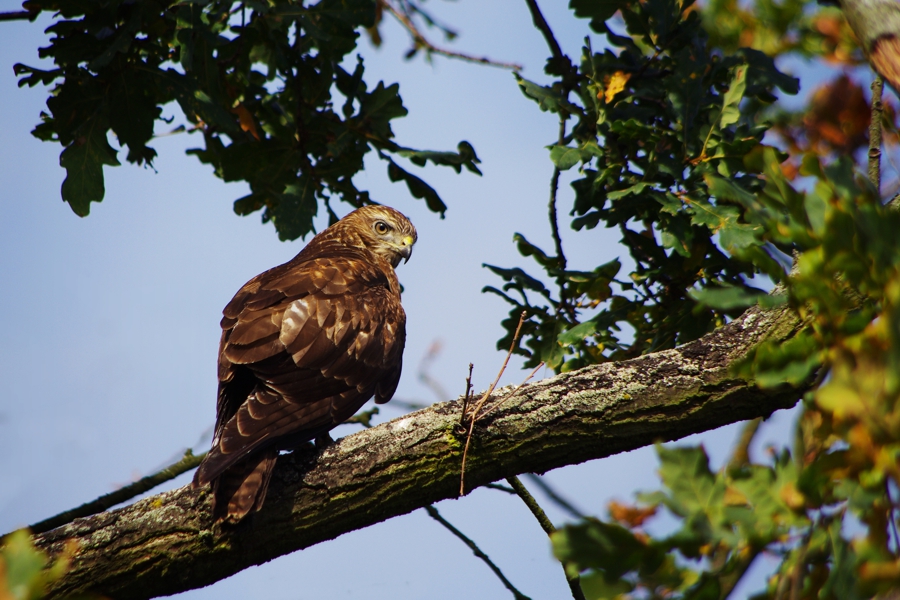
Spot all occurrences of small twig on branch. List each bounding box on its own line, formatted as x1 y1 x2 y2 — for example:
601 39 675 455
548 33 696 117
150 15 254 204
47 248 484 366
459 362 474 428
522 473 585 521
460 312 527 496
506 477 586 600
476 362 544 422
29 449 206 535
870 74 885 192
425 505 532 600
383 1 522 70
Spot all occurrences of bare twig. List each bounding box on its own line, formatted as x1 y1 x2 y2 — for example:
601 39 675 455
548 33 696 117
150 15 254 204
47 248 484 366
485 483 517 494
383 1 522 70
870 74 885 192
886 481 900 554
550 118 569 275
476 362 544 422
384 398 429 412
29 450 206 535
726 417 762 473
523 0 565 66
522 473 585 520
460 312 527 496
467 312 528 423
460 362 474 428
0 9 39 22
419 340 450 402
506 477 586 600
425 505 532 600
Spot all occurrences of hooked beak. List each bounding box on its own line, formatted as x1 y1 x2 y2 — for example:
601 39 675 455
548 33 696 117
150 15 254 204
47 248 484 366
398 235 415 263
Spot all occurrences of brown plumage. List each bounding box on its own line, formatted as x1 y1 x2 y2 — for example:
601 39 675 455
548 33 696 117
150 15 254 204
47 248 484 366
193 205 417 522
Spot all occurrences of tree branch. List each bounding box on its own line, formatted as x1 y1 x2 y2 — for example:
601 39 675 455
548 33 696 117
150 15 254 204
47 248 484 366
28 302 804 600
425 505 531 600
523 0 565 67
870 74 884 192
384 0 522 70
0 9 39 22
506 476 586 600
522 473 585 520
28 450 206 535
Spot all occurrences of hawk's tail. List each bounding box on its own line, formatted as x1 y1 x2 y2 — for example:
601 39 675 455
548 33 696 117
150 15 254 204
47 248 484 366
201 449 278 523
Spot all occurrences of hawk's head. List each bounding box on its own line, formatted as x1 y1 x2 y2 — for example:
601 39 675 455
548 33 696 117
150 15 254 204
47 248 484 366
341 205 418 268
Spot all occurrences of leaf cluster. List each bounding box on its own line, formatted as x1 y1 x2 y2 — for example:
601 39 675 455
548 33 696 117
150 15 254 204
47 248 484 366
551 126 900 600
15 0 479 239
485 0 798 371
0 529 93 600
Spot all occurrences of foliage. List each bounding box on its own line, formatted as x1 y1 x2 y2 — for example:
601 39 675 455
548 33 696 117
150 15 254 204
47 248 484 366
10 0 900 598
0 529 89 600
485 0 798 371
488 0 900 598
14 0 480 240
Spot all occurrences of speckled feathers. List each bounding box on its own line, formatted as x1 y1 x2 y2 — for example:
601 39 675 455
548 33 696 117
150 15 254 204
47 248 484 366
193 205 416 521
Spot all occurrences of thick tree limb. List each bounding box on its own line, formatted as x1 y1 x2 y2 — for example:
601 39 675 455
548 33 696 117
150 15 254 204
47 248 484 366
31 302 804 600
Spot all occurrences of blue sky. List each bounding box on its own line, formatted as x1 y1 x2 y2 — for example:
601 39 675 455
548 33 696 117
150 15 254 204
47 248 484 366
0 2 805 598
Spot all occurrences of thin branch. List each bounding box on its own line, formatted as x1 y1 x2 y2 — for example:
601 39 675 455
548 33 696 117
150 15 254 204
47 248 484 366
383 1 522 70
425 505 532 600
460 362 474 428
29 302 807 600
29 450 206 535
726 417 762 473
418 340 451 402
460 311 527 496
506 477 556 535
485 483 517 494
506 477 586 600
523 0 565 66
870 74 885 192
522 473 585 521
0 9 39 22
384 398 429 412
476 363 544 422
885 481 900 554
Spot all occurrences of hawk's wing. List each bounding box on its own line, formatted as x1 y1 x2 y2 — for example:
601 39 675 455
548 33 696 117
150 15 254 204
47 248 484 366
194 253 405 492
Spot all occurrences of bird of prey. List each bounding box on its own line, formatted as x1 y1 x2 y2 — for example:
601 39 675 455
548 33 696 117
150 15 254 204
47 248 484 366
193 205 417 522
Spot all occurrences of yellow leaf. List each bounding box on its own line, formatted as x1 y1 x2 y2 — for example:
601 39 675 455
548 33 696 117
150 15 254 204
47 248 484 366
603 71 631 104
231 103 260 141
779 482 806 510
723 485 748 506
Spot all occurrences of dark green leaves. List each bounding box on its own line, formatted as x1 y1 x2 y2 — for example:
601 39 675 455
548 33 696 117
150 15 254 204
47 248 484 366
490 0 792 366
18 0 477 237
387 159 447 215
59 118 120 216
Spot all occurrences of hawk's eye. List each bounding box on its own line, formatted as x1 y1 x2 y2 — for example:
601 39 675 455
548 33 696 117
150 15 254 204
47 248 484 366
374 221 390 235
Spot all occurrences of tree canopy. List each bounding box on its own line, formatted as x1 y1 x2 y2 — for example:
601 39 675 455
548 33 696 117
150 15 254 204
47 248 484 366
3 0 900 599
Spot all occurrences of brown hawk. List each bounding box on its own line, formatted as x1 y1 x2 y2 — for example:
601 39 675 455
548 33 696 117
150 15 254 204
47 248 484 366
193 205 417 522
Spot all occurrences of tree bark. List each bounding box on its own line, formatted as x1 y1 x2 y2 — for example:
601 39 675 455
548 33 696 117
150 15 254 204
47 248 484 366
33 302 805 599
840 0 900 92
